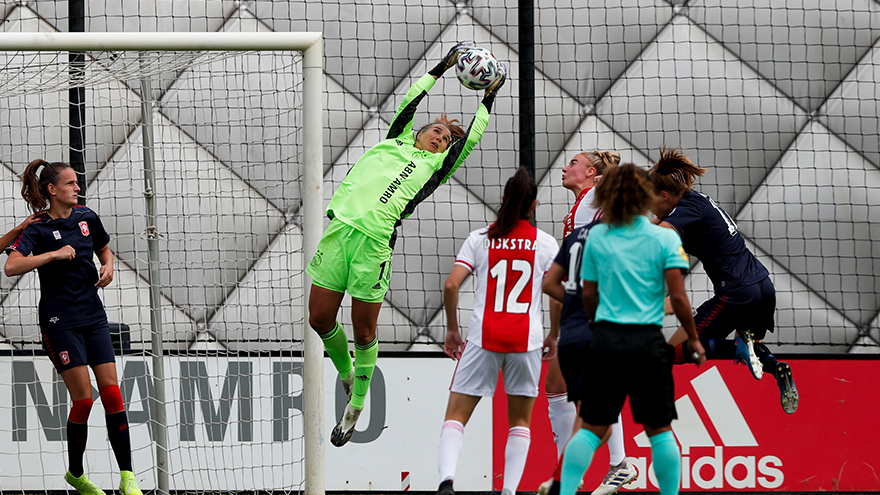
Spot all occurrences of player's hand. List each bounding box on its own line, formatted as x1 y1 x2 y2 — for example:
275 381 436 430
15 213 39 232
428 40 475 78
542 334 558 361
688 338 707 366
444 328 464 360
53 245 76 262
481 62 507 111
96 261 114 288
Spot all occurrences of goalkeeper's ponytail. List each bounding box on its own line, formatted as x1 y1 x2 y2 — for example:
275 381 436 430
487 167 537 239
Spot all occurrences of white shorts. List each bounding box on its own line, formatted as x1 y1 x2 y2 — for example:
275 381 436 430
449 342 542 397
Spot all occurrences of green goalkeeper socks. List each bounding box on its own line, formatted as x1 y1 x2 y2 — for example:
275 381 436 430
351 337 379 410
320 322 353 380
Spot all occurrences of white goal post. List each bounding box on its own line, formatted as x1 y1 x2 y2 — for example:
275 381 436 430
0 32 325 495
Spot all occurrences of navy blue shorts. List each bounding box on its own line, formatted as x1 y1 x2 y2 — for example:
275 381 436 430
41 323 115 373
557 338 590 403
694 277 776 341
580 322 676 429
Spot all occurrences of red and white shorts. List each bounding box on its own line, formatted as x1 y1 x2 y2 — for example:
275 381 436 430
449 342 542 397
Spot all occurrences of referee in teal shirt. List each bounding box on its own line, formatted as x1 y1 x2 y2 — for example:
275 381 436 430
559 164 706 495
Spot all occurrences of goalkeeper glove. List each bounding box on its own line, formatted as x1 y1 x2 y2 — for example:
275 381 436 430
428 40 476 78
481 62 507 112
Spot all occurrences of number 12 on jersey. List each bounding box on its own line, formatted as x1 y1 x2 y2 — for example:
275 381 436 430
488 258 533 314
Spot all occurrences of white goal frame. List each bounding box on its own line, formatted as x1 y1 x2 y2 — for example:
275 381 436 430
0 31 325 495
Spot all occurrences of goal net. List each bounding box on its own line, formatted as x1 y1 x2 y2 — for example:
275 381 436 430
0 32 325 495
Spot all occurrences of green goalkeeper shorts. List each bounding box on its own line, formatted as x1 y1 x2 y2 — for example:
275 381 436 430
306 219 393 303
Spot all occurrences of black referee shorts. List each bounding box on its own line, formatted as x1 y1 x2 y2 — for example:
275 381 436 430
579 321 677 429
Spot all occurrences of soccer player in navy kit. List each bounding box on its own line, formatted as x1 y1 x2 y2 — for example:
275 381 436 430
5 160 143 495
648 147 798 414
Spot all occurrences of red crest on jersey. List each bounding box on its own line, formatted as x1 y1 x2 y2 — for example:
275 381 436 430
79 221 90 236
60 351 70 365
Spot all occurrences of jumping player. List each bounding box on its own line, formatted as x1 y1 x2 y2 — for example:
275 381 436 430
541 150 635 495
436 167 558 495
648 147 798 414
561 163 705 495
306 41 508 447
5 160 143 495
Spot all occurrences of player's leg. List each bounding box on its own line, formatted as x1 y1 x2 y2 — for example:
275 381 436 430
561 424 608 495
540 338 589 495
499 349 541 495
592 416 637 495
46 330 104 495
563 325 626 495
631 331 679 495
546 300 576 459
644 426 680 495
88 323 142 495
60 365 102 494
503 395 537 495
437 344 501 495
437 392 482 495
750 278 798 413
306 221 356 394
308 285 352 393
330 297 381 447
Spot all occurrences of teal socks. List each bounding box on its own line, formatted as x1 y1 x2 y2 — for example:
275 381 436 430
649 430 681 495
560 429 601 495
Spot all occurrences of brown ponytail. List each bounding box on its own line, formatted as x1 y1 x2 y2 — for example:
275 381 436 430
21 159 72 213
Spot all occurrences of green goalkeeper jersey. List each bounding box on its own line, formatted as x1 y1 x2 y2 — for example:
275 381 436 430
326 73 490 247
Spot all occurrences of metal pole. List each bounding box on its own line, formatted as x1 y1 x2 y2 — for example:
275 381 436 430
301 39 325 495
69 0 87 203
518 0 536 179
139 74 169 495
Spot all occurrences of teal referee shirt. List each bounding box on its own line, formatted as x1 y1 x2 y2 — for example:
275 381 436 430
581 215 690 326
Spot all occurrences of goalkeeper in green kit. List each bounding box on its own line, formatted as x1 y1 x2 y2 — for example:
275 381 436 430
306 41 507 447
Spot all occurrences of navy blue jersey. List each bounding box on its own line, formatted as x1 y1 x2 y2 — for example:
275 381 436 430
7 206 110 331
554 220 600 345
661 190 768 295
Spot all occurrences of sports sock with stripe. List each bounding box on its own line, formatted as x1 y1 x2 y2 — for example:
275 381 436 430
502 426 531 495
351 336 378 410
437 420 464 483
67 398 93 478
101 385 133 472
320 322 353 380
560 428 601 495
649 430 681 495
547 393 576 459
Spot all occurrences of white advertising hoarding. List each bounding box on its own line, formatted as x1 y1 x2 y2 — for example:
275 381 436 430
0 355 492 491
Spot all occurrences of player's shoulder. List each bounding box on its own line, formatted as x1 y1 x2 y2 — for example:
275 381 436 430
71 205 97 217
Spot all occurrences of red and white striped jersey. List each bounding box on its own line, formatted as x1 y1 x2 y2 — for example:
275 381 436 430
454 219 559 352
563 187 602 238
